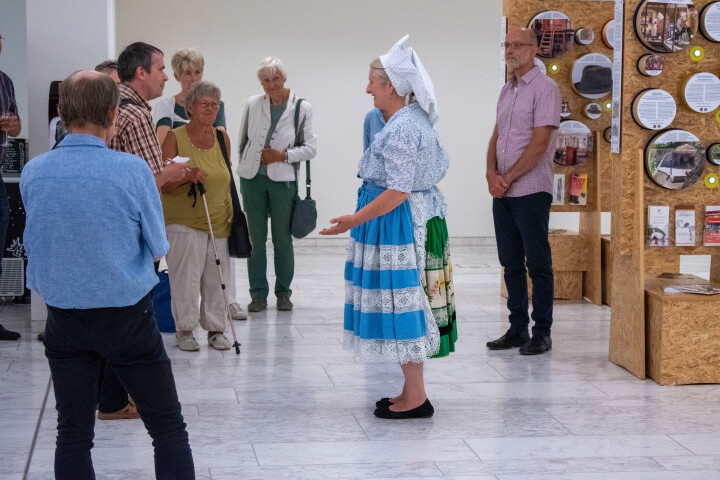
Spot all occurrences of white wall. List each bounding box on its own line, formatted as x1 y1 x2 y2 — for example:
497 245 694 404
0 0 28 139
115 0 506 238
26 0 115 327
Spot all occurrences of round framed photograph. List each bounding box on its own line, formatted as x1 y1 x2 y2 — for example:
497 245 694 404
570 53 613 99
634 0 698 53
699 1 720 42
707 142 720 165
637 54 665 76
561 99 572 118
555 120 594 166
528 11 575 58
603 126 612 143
631 89 677 130
679 72 720 113
584 102 603 119
644 129 705 190
602 19 616 49
575 27 595 45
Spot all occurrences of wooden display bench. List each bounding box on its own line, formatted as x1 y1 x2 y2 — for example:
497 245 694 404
500 230 595 301
645 274 720 385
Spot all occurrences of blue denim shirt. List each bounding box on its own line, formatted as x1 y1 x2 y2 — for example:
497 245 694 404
363 108 386 152
21 134 168 309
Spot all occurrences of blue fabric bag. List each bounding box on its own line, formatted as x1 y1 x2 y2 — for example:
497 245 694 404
153 269 176 333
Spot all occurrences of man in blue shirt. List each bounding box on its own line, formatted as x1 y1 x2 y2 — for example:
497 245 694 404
21 70 194 480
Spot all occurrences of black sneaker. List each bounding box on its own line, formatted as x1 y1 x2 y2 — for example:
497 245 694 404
519 334 552 355
0 324 20 341
247 298 267 312
276 296 293 311
486 329 530 350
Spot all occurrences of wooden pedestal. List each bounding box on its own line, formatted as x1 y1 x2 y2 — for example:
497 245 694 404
500 230 589 301
601 235 612 306
645 275 720 386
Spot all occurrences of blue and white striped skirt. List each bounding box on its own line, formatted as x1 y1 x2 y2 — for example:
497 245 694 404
344 182 440 364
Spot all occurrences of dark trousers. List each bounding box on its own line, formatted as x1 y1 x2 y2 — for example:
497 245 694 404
44 293 195 480
492 192 554 336
96 260 161 413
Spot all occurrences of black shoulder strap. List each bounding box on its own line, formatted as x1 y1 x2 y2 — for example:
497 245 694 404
292 98 311 198
120 97 140 108
216 128 230 167
51 134 66 150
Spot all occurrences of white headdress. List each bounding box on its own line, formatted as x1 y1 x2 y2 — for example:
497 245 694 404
380 34 438 125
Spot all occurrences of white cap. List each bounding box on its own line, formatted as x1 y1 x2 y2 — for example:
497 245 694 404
380 35 438 125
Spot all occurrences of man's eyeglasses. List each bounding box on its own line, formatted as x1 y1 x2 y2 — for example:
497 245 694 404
198 101 220 110
501 42 534 50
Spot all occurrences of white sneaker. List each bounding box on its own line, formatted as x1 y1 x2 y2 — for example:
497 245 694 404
208 332 232 350
176 332 200 352
230 302 248 320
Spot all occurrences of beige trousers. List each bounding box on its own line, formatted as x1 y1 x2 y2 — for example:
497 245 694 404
166 224 230 333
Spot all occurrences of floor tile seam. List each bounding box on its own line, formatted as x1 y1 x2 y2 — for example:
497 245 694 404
462 437 484 462
320 364 336 386
350 412 371 441
249 443 260 467
665 434 706 456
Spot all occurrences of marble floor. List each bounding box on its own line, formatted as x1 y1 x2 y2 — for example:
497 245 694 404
1 242 718 480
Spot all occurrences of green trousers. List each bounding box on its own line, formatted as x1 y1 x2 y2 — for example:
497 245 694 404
240 174 295 299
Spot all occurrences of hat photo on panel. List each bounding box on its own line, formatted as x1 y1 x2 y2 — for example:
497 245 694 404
571 53 613 99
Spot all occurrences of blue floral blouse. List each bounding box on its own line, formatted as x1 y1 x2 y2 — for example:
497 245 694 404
358 102 449 193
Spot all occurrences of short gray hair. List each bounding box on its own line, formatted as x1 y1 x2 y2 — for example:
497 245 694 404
185 81 221 119
171 47 204 76
60 70 119 130
370 58 390 85
256 56 287 81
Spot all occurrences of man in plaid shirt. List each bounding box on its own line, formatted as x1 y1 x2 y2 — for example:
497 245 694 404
486 28 561 355
98 42 187 421
111 42 186 188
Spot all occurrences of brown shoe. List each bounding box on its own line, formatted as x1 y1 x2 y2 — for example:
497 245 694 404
97 396 140 420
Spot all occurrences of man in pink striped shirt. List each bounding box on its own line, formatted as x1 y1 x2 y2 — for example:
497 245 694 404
486 28 560 355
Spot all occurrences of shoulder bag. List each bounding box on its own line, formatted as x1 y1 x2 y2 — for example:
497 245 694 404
216 129 253 258
291 98 317 239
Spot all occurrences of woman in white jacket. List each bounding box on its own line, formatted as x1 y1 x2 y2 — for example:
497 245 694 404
237 57 317 312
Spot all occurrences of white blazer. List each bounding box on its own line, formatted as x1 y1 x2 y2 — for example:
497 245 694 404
236 90 317 181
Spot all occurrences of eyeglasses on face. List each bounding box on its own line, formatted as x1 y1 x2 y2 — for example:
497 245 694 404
500 42 535 50
197 101 220 110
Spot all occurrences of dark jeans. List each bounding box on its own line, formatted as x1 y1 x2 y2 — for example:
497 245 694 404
96 260 161 413
492 192 554 336
44 292 195 480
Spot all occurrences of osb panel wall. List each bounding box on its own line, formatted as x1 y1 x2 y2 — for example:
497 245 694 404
504 0 615 213
619 0 720 269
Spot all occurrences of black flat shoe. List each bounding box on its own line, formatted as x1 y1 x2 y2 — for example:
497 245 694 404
374 399 434 419
519 334 552 355
375 397 394 408
486 329 529 350
0 324 20 341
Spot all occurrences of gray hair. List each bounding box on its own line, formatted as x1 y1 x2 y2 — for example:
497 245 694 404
171 47 204 76
370 58 390 85
59 70 119 130
185 81 221 119
256 56 287 81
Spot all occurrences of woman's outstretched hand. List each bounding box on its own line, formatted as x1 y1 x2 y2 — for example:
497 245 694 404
319 215 358 235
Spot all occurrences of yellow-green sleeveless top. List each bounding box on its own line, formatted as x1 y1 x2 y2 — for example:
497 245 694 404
161 125 232 237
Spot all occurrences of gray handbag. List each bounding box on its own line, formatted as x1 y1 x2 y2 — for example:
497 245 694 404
291 98 317 239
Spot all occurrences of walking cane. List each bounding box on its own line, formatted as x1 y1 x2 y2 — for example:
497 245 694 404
196 182 241 355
